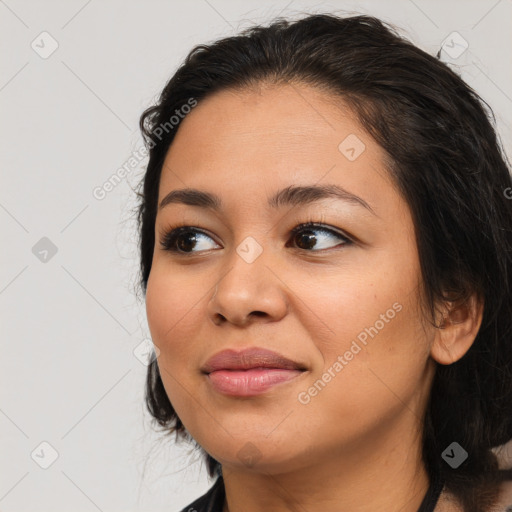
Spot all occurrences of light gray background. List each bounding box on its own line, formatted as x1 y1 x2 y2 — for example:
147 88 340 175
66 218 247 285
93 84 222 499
1 1 511 511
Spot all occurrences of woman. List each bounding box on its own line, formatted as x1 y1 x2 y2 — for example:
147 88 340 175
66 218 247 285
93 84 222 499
135 13 512 512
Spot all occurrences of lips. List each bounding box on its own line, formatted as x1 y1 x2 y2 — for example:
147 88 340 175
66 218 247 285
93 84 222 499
201 347 306 373
201 347 307 397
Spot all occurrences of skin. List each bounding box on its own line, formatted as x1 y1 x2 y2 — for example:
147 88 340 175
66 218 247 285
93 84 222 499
145 82 483 512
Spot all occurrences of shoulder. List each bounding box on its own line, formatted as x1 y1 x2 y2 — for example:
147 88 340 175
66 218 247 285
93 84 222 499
492 479 512 512
178 476 225 512
438 480 512 512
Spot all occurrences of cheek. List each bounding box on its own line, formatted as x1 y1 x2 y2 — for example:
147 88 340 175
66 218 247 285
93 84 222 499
147 267 193 338
297 267 400 356
145 267 205 369
301 255 428 403
145 269 205 416
297 300 429 449
314 290 429 413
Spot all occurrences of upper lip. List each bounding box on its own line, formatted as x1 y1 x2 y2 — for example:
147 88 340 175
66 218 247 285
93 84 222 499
201 347 307 373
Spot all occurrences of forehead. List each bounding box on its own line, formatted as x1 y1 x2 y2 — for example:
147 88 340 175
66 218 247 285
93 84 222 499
158 83 397 215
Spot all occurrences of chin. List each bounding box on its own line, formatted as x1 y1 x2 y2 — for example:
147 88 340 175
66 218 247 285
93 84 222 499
205 437 316 475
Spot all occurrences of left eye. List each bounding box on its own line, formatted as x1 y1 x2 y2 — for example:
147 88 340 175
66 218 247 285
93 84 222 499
159 223 351 255
288 223 351 251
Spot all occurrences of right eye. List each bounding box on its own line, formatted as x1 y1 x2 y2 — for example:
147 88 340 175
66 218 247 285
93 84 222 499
159 226 220 254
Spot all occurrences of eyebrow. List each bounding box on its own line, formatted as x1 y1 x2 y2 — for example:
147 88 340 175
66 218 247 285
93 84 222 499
158 184 376 215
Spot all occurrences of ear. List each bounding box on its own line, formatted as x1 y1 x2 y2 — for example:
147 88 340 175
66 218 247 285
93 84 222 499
430 293 484 365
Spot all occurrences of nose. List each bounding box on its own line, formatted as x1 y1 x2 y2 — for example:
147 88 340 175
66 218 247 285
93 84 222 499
207 245 288 327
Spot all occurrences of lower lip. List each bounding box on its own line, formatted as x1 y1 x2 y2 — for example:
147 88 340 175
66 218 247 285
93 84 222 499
206 368 304 397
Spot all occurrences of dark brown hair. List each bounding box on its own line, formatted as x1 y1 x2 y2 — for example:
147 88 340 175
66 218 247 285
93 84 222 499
135 13 512 511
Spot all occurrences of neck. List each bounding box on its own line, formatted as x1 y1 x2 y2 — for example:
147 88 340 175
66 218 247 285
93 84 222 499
221 415 431 512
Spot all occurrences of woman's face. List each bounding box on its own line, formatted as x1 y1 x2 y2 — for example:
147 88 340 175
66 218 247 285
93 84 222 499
145 83 436 473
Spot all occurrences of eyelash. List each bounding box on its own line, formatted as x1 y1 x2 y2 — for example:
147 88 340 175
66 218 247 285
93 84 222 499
158 218 354 256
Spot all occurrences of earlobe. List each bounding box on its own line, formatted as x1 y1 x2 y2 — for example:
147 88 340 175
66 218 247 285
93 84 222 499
430 294 484 366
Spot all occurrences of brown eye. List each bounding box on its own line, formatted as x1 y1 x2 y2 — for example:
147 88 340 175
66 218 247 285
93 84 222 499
294 230 317 250
175 231 198 252
289 223 351 251
160 227 218 254
160 222 352 256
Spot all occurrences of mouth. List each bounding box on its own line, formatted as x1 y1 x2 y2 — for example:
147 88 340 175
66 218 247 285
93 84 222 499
201 347 308 397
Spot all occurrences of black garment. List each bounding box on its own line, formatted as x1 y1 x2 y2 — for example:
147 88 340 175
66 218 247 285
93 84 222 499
179 475 225 512
179 472 444 512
